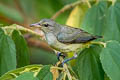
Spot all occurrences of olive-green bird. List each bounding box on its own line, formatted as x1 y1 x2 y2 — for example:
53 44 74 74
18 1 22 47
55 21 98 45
30 19 102 64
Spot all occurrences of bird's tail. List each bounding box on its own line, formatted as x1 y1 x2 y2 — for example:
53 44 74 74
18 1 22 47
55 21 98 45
94 36 103 39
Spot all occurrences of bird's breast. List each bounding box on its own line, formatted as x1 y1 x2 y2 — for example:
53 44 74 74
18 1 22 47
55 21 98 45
45 33 57 45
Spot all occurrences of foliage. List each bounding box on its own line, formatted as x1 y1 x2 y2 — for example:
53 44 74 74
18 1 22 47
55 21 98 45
0 0 120 80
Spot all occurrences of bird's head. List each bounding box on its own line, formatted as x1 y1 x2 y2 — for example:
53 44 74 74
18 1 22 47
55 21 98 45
30 19 58 33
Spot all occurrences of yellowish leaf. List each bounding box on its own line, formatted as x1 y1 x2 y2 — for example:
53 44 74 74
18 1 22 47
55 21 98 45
66 4 88 28
50 67 59 80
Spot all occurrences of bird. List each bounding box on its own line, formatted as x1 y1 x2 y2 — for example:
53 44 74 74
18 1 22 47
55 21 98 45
30 19 102 65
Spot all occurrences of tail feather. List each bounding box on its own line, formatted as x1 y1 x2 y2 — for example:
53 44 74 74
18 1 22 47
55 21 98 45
94 36 103 39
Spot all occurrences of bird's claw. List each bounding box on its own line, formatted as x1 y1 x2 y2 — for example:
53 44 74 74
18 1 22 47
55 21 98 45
62 53 78 66
57 52 65 60
57 52 78 66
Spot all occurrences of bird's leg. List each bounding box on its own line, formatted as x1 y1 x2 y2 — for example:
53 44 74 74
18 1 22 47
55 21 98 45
62 53 78 66
57 52 65 60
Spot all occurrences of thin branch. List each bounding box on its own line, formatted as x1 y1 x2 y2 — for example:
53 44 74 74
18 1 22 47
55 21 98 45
95 0 99 4
59 57 72 80
2 25 43 37
26 38 52 51
63 72 67 80
0 16 23 26
0 15 30 28
85 0 91 8
64 64 72 80
51 0 83 20
112 0 116 6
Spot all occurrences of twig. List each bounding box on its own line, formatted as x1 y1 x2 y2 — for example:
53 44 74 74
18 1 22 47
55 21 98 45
2 25 43 37
51 66 63 70
112 0 116 6
26 38 52 51
34 66 63 77
63 72 67 80
95 0 99 4
85 0 91 8
51 0 83 20
64 64 72 80
59 57 72 80
0 16 23 26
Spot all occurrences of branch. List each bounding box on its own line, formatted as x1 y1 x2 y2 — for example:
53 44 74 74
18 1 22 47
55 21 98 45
85 0 91 8
2 25 43 37
59 57 72 80
26 38 52 51
0 16 24 26
112 0 116 6
0 15 30 28
51 0 83 20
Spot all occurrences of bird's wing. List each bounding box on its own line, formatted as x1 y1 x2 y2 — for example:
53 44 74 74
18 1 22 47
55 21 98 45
57 26 99 43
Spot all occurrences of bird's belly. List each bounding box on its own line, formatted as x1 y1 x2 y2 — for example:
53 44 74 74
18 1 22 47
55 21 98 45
50 42 83 53
45 33 83 53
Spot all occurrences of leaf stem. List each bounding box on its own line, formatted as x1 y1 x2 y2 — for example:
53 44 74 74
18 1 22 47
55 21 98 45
59 57 72 80
112 0 116 6
51 66 63 70
63 72 67 80
63 64 72 80
9 73 18 78
90 41 106 48
85 0 91 8
1 24 44 38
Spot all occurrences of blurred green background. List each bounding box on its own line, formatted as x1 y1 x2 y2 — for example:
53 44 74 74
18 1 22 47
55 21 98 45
0 0 76 65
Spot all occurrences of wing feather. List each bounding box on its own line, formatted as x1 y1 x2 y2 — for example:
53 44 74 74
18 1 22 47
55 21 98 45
57 26 101 43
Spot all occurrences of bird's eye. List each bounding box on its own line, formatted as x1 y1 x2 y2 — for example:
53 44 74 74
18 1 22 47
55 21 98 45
43 24 49 27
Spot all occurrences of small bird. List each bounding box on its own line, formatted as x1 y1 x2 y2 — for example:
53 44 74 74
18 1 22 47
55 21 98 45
30 19 102 64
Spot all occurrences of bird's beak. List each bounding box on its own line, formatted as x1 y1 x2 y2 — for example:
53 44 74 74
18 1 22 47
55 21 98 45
30 23 41 28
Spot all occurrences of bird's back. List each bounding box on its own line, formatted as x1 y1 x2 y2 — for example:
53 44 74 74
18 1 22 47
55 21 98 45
57 25 102 44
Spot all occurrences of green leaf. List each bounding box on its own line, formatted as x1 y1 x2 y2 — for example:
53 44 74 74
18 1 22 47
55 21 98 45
37 65 53 80
0 28 16 76
0 65 42 80
100 40 120 80
81 1 107 35
104 74 110 80
76 45 104 80
103 2 120 42
43 72 53 80
16 72 39 80
49 0 63 12
12 30 30 68
0 4 23 22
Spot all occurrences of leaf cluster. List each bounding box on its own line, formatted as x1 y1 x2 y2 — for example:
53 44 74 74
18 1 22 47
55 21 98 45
0 0 120 80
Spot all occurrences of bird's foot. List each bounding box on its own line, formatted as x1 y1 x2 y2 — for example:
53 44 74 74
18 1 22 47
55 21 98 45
62 53 78 66
57 52 65 60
